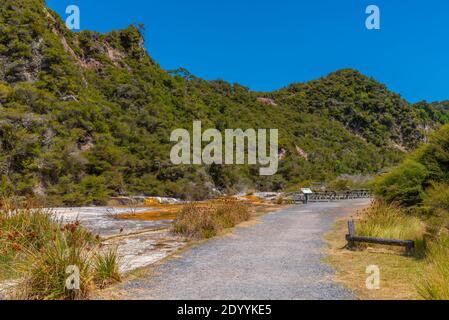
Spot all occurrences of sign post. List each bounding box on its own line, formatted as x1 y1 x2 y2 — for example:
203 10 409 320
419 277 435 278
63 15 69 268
301 188 313 204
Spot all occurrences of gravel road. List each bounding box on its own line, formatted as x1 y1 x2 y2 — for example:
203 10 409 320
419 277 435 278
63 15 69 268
118 199 370 300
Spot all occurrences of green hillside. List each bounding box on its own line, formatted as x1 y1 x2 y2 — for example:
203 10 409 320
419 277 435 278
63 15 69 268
0 0 448 205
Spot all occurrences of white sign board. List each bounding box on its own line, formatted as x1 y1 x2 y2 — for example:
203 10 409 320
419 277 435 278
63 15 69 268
301 188 313 194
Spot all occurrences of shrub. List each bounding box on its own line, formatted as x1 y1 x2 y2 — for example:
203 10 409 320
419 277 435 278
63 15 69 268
173 201 251 239
328 179 354 191
375 160 428 206
375 125 449 208
172 203 218 239
423 183 449 212
0 199 58 280
214 201 251 229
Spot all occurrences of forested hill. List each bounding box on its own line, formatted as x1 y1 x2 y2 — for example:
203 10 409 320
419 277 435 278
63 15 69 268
0 0 448 205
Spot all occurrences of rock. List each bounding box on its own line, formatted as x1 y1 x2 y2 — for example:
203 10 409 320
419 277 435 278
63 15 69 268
278 148 287 160
144 197 181 205
257 97 278 106
295 145 309 160
59 95 78 102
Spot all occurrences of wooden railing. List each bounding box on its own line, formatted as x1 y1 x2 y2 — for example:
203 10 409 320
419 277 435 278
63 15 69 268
286 189 372 203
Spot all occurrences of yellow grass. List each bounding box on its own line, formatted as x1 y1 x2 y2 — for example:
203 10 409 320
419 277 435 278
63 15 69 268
417 235 449 300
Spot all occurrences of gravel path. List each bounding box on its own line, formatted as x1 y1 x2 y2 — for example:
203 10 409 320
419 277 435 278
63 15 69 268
119 199 370 300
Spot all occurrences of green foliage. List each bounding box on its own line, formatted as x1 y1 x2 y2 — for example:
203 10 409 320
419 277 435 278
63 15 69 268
371 125 449 300
375 160 429 206
376 124 449 207
275 69 448 150
423 183 449 212
1 0 448 205
328 179 354 191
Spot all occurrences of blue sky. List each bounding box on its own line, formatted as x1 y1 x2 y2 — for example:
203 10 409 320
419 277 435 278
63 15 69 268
47 0 449 103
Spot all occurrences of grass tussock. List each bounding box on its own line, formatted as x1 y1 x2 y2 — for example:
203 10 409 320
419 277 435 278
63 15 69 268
357 201 425 242
93 249 121 288
173 201 251 239
0 198 121 300
417 235 449 300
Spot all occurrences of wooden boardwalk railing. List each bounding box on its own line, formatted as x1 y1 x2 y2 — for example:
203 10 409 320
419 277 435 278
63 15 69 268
286 189 372 204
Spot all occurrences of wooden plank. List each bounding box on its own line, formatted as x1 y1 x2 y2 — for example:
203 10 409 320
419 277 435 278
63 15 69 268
347 235 414 248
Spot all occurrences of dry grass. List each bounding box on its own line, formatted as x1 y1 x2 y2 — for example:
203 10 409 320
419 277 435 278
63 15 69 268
357 201 425 240
116 196 281 222
172 200 251 239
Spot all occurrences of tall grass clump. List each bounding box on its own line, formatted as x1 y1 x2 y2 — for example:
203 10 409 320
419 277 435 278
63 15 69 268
0 199 60 281
357 201 426 254
0 198 121 300
93 248 121 288
173 201 251 239
417 235 449 300
15 229 95 300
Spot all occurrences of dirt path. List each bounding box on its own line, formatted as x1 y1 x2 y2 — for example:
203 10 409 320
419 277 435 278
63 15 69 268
115 199 370 300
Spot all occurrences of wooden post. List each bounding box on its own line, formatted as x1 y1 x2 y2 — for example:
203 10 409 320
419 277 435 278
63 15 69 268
348 220 355 237
347 220 355 248
405 241 415 256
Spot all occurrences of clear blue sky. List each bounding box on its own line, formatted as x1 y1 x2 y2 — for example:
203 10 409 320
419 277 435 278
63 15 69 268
47 0 449 103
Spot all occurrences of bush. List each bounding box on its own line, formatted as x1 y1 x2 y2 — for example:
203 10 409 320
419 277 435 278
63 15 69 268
173 201 251 239
328 179 354 191
375 125 449 208
214 201 251 229
375 160 428 206
423 183 449 212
